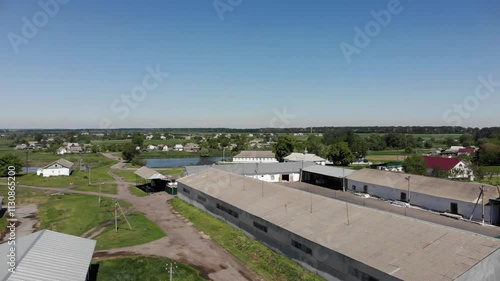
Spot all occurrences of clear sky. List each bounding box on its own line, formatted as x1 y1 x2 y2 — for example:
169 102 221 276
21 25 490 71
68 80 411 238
1 0 499 129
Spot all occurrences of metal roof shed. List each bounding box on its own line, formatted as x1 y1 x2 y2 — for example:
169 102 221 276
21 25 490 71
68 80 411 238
0 230 96 281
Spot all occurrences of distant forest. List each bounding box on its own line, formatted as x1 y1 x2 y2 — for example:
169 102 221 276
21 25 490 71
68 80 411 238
1 126 499 136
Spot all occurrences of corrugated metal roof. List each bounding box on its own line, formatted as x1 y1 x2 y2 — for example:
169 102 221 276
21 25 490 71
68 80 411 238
178 169 500 281
302 165 355 178
41 158 74 169
185 162 316 176
0 230 96 281
284 153 325 162
233 150 276 159
347 169 498 203
134 166 167 180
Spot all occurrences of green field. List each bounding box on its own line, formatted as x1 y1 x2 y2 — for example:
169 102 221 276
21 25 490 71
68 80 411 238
38 194 165 250
73 184 118 194
0 185 51 205
110 170 138 183
8 152 115 168
170 198 324 281
95 257 206 281
13 166 114 188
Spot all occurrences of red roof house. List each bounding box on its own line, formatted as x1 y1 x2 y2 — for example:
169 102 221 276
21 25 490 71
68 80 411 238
421 156 474 180
457 148 475 155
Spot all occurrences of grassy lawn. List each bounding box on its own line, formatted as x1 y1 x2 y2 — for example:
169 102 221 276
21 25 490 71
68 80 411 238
0 185 51 205
15 166 114 188
480 166 500 173
365 155 407 162
73 184 118 194
9 152 115 168
91 140 131 145
94 256 206 281
38 194 165 250
111 169 138 183
128 186 148 197
170 198 324 281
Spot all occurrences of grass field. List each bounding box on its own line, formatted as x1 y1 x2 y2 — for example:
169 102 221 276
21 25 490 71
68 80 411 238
38 194 165 250
13 166 114 188
95 256 206 281
480 166 500 173
128 186 148 197
0 185 51 205
170 198 324 281
8 152 115 168
73 184 118 194
111 170 138 183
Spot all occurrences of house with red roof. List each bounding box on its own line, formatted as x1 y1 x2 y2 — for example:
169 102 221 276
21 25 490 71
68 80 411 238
457 148 475 156
421 156 474 181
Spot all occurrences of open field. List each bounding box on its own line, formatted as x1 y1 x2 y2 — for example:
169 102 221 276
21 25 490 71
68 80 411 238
12 166 114 188
92 140 131 145
95 257 206 281
0 139 13 152
170 198 324 281
38 194 165 250
365 155 407 162
111 170 138 183
73 184 118 194
480 166 500 173
356 133 463 140
0 185 52 205
8 152 115 168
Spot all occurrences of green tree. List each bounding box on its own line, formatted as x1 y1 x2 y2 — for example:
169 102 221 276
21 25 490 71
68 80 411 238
274 135 295 162
459 134 473 147
132 135 144 148
0 153 23 175
122 143 140 162
34 133 44 142
199 148 210 157
327 142 354 166
431 166 450 179
402 156 426 175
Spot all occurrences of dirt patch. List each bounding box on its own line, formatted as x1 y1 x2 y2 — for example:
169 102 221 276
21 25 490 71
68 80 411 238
93 251 140 259
179 257 214 280
0 204 39 243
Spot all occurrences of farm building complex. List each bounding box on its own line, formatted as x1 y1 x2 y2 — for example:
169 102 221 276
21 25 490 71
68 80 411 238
178 168 500 281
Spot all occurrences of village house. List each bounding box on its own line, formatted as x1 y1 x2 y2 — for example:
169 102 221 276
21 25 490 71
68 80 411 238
37 158 75 177
174 144 184 151
184 143 200 153
422 156 474 180
56 147 67 155
457 147 475 156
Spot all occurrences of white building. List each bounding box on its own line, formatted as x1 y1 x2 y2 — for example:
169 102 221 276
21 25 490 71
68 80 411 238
174 144 184 151
162 145 169 151
232 151 278 163
56 147 67 155
185 162 316 183
284 152 326 165
37 159 74 177
147 144 157 150
346 168 500 224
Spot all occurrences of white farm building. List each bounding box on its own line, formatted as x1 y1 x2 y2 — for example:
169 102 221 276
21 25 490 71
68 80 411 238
37 158 75 177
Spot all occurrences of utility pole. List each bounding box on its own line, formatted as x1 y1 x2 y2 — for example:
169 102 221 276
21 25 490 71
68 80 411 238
88 166 91 185
405 176 411 205
480 185 485 226
342 168 345 192
25 151 29 174
114 199 118 232
346 202 350 226
98 179 102 206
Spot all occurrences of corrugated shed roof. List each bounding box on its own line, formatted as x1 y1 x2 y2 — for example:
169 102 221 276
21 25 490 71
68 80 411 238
178 168 500 281
233 150 276 159
134 166 167 180
347 168 498 203
302 165 356 178
0 230 96 281
284 153 325 162
42 158 74 169
185 162 316 176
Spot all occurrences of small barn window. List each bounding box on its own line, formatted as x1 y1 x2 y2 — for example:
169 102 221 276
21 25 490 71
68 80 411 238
352 185 356 191
216 203 239 218
450 203 458 214
253 221 268 233
291 239 312 255
182 188 190 194
197 195 206 202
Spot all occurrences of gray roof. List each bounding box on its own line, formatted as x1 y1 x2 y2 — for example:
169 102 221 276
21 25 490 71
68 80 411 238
42 158 74 169
284 152 325 162
0 230 96 281
233 150 276 159
347 169 499 203
302 165 356 178
134 166 167 180
185 162 317 176
178 168 500 281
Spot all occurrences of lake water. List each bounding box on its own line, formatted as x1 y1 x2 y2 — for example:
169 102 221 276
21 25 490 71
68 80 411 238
145 157 228 168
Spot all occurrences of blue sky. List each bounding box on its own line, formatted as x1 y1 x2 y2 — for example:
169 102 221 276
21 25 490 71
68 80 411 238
1 0 499 129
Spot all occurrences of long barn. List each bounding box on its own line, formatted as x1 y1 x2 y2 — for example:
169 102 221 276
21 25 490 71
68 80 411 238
178 168 500 281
